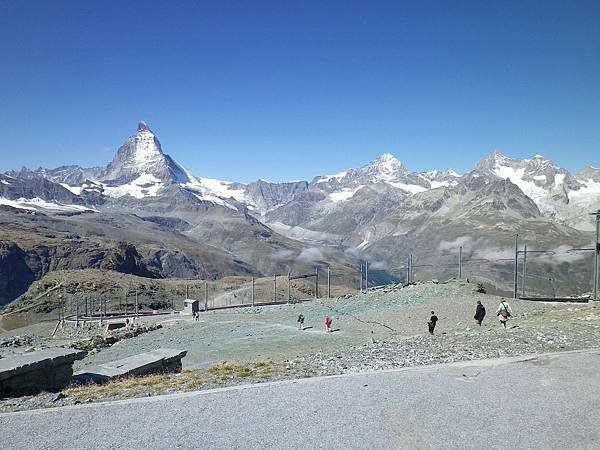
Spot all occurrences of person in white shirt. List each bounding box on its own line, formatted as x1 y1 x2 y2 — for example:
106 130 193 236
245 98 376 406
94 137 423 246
497 298 513 328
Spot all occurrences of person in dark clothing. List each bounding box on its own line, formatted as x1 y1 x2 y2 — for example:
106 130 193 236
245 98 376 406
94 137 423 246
297 314 305 330
474 301 486 326
428 311 438 334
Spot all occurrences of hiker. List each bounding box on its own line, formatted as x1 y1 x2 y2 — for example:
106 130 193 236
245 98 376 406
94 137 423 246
497 298 513 328
297 314 305 330
474 301 486 326
428 311 438 334
325 315 332 332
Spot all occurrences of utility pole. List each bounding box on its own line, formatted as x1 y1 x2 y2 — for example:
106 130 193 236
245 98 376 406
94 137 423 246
365 260 369 292
273 274 277 303
458 246 463 279
287 271 291 304
513 234 519 299
204 281 208 311
522 243 527 298
76 300 79 328
592 211 600 300
327 266 331 299
409 254 413 284
135 290 139 317
315 267 319 299
186 284 189 299
359 262 363 292
406 256 411 284
124 291 128 316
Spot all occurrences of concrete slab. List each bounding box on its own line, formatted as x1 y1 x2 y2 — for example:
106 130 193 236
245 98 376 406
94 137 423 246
105 321 127 332
0 348 85 397
75 348 187 384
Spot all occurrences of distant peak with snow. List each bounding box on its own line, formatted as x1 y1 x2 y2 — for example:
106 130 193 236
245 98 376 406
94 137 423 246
366 153 405 172
102 122 189 186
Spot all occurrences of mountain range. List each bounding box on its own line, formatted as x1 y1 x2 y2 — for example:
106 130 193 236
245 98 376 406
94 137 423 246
1 122 598 305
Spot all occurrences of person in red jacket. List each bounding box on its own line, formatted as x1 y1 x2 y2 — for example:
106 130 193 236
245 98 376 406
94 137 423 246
325 315 332 332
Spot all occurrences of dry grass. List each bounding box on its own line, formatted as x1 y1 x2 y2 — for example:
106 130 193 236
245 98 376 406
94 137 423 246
63 360 282 402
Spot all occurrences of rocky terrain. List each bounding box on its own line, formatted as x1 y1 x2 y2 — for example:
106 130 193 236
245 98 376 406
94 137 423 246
2 280 599 412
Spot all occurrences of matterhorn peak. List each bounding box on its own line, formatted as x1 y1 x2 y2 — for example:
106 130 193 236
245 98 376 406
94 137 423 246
137 121 152 133
101 122 190 185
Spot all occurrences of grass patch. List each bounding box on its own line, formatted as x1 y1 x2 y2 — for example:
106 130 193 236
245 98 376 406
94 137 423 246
63 361 282 402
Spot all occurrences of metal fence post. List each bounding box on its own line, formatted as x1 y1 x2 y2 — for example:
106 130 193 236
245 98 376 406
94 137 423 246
204 281 208 311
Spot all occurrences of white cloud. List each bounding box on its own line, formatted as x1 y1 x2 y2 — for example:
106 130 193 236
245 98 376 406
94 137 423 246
271 249 296 260
298 247 323 262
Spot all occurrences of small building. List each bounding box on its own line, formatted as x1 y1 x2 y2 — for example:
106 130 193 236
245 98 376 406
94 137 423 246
183 299 200 315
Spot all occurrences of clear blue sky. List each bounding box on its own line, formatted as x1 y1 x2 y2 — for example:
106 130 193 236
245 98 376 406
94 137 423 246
1 0 598 182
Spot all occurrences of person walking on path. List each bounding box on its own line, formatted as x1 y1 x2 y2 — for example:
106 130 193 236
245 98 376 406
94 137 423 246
325 315 332 332
497 298 513 328
474 301 486 326
428 311 438 334
297 314 305 330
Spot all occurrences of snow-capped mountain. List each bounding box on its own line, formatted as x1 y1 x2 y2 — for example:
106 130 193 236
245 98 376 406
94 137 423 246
311 153 460 198
103 122 190 186
0 172 94 213
2 123 597 232
472 150 600 230
7 165 104 186
2 121 599 305
1 122 363 306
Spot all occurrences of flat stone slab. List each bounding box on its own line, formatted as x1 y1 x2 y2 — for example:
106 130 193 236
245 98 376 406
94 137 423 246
105 321 127 332
0 348 85 381
0 348 85 397
75 348 187 384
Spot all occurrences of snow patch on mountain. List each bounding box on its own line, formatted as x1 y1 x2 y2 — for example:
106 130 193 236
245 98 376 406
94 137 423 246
387 181 428 194
103 174 164 199
329 186 363 203
318 170 348 182
190 177 247 203
0 197 94 213
189 191 238 210
59 183 82 195
492 165 547 201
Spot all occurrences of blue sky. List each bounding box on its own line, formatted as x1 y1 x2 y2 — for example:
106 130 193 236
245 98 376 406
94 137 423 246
1 1 598 182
